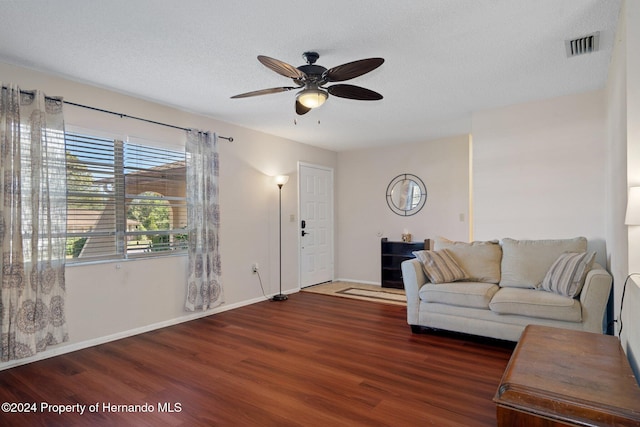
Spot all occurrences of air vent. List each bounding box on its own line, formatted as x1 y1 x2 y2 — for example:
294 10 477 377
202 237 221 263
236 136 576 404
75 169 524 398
565 32 600 58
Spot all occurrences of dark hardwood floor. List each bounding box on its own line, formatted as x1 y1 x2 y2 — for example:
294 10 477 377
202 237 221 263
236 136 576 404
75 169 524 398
0 292 514 426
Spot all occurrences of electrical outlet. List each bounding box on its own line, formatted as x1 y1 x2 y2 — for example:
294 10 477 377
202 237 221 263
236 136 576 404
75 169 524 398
251 263 259 273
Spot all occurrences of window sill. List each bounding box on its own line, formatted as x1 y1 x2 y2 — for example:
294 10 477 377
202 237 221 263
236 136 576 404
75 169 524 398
65 252 187 268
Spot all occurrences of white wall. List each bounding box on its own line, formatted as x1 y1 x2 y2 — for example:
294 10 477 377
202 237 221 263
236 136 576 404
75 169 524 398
0 61 337 369
617 0 640 377
336 135 470 283
472 90 607 249
606 0 629 338
602 0 640 380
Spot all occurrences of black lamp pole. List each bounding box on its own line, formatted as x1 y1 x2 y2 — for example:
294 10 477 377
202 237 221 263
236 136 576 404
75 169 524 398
272 180 288 301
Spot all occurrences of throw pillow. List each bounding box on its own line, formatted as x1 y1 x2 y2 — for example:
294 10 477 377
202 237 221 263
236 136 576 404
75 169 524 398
434 237 502 283
540 251 596 297
499 237 588 288
413 249 467 284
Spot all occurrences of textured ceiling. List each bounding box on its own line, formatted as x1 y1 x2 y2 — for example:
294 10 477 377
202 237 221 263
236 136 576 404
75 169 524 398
0 0 622 151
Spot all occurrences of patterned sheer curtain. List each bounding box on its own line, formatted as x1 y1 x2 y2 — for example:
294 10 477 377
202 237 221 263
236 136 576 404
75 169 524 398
0 83 68 361
185 130 223 311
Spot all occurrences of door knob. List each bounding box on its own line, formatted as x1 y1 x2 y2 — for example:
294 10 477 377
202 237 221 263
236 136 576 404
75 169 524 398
301 230 310 236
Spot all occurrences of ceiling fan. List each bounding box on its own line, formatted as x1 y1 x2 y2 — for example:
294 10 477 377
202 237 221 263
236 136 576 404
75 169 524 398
230 51 384 115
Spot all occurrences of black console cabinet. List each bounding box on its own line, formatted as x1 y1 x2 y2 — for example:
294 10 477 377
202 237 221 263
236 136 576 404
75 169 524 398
381 238 430 289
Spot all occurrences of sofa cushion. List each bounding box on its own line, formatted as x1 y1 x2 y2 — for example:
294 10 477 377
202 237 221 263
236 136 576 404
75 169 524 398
499 237 587 289
489 287 582 322
413 249 467 284
434 237 502 284
419 282 499 309
540 251 596 297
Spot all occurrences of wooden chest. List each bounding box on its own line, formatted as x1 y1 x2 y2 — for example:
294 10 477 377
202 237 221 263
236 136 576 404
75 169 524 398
494 325 640 426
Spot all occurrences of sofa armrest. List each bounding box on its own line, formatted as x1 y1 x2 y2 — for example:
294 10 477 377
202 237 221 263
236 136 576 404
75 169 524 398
402 258 428 325
579 263 613 334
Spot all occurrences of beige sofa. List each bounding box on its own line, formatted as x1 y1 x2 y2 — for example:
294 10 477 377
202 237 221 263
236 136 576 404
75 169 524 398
401 237 613 342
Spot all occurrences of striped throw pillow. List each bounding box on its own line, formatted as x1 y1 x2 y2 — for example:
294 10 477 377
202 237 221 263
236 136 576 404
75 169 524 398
413 249 467 284
540 251 596 297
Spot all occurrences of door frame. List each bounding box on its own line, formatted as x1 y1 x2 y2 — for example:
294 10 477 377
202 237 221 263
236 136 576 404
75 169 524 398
297 161 335 289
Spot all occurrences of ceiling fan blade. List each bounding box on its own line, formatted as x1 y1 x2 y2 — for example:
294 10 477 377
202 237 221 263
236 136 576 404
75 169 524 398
295 100 311 115
230 87 297 99
258 55 307 80
325 58 384 82
327 84 383 100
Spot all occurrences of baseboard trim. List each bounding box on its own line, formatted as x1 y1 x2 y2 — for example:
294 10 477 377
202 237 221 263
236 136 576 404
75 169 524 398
0 294 273 371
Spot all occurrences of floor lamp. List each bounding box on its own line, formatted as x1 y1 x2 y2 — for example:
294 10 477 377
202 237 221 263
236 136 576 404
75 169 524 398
272 175 289 301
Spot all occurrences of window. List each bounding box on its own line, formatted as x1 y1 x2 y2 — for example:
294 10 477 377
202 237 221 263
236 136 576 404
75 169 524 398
65 132 187 263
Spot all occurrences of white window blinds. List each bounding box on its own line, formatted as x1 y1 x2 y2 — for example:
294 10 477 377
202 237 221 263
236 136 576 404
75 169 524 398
65 131 187 262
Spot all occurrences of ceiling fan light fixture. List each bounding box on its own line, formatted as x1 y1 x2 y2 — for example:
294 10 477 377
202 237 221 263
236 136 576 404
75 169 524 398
297 88 328 109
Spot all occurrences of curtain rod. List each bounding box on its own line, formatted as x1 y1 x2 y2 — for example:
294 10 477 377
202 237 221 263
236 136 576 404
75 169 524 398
1 86 233 141
64 101 234 142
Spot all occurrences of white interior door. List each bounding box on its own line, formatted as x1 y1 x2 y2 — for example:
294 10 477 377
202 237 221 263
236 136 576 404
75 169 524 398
299 163 334 288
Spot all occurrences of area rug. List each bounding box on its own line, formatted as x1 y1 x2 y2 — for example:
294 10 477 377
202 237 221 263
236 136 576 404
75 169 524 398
301 281 406 306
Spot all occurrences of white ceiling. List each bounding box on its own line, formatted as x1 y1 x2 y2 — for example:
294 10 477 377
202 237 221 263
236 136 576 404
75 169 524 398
0 0 621 151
